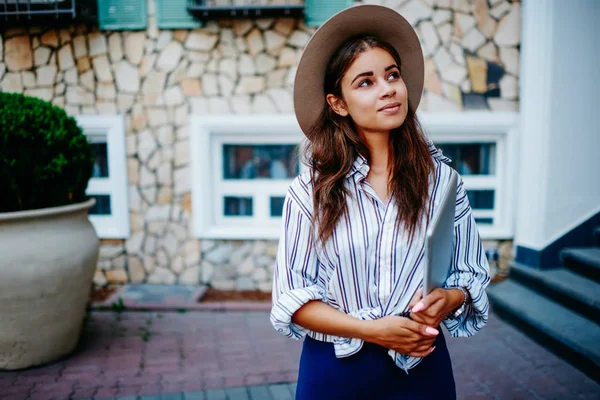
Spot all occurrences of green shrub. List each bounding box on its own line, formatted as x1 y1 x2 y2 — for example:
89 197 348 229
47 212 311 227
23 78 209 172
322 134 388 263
0 92 95 213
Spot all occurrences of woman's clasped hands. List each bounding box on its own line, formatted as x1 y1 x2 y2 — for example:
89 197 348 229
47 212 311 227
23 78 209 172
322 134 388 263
362 287 462 358
362 314 439 358
409 287 465 327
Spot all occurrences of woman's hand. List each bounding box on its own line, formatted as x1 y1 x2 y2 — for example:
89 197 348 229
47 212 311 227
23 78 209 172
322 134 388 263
361 316 439 358
408 287 465 328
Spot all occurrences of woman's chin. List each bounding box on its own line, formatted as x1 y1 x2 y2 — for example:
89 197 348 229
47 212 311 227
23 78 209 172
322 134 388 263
378 117 406 131
355 115 406 134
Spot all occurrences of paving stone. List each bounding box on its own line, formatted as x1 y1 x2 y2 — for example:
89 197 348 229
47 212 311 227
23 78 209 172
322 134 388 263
268 384 292 400
287 383 296 398
160 393 183 400
247 385 271 400
224 387 249 400
3 310 599 400
183 392 206 400
204 389 226 400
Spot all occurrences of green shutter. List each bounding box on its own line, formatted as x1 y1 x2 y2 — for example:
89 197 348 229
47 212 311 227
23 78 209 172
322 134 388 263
156 0 202 29
97 0 148 30
304 0 353 27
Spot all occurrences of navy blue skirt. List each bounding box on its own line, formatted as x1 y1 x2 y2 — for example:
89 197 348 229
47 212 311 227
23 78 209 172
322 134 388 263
296 330 456 400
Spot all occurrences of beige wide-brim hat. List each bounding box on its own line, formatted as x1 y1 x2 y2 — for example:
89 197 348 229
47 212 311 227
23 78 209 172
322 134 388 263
294 4 425 140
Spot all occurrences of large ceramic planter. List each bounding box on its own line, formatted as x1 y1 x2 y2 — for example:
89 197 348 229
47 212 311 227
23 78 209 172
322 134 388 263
0 199 99 370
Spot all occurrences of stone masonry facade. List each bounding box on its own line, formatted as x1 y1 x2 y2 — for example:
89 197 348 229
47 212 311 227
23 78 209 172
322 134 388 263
0 0 520 291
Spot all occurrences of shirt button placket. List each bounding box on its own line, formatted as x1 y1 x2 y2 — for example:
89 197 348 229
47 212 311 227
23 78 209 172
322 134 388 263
379 215 392 303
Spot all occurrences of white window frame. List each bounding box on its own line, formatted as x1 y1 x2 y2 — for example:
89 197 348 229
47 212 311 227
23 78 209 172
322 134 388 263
191 112 518 240
77 115 130 239
191 115 306 240
419 111 519 239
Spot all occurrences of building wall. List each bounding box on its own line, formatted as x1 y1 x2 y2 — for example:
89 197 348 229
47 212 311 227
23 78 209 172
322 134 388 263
0 0 521 290
516 0 600 252
545 0 600 241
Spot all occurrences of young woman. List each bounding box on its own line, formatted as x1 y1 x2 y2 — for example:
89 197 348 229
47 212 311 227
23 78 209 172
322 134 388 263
271 5 491 399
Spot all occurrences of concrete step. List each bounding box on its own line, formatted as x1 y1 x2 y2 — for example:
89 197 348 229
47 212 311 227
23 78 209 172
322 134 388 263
488 279 600 382
510 262 600 324
561 247 600 283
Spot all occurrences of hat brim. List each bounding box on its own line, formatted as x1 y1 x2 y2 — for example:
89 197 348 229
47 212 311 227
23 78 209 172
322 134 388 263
293 5 424 140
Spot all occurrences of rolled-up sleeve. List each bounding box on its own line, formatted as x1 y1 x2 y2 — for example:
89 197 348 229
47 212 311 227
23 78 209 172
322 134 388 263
270 186 325 339
442 175 491 337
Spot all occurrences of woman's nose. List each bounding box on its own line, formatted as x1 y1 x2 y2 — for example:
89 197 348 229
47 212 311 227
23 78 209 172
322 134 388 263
380 80 396 98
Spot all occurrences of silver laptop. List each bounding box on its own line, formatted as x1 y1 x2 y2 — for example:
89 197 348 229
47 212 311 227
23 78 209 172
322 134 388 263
422 172 458 295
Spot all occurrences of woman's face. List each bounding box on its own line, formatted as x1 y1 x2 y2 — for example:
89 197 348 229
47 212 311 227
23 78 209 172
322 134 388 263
328 47 408 135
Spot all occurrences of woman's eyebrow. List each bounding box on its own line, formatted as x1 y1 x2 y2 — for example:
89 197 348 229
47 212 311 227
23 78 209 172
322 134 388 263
351 71 373 85
351 64 400 84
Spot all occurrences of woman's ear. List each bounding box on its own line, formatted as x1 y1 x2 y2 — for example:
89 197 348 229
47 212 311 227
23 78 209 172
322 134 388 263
326 94 349 117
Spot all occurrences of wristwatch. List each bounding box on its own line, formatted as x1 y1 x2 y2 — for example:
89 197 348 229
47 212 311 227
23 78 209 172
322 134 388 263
445 286 469 320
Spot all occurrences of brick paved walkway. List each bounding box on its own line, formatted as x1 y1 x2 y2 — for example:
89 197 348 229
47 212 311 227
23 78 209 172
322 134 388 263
0 309 598 400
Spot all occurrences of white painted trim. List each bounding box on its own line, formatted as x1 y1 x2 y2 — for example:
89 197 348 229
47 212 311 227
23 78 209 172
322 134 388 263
461 176 498 189
77 115 130 239
191 113 518 240
421 111 519 239
514 0 555 249
190 115 305 240
473 210 494 218
418 111 518 136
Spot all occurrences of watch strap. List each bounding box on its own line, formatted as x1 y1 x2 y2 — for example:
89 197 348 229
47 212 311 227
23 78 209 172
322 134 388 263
446 286 468 320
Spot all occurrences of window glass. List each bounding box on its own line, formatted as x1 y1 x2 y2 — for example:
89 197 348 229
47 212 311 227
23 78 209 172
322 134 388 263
89 195 111 215
223 144 299 179
202 0 304 6
224 196 253 216
466 190 495 210
270 196 285 217
91 142 109 178
436 143 496 175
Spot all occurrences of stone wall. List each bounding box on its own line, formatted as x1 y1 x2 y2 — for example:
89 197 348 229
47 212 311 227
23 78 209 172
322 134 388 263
0 0 520 290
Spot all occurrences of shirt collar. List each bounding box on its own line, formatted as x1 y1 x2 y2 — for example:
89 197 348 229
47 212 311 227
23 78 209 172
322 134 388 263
347 153 370 180
427 139 453 164
346 139 452 180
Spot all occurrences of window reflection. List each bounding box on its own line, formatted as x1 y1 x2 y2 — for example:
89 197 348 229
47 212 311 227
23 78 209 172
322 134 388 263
224 197 253 216
204 0 304 6
270 196 285 217
466 190 495 210
436 143 496 175
91 142 109 178
223 144 299 180
89 195 111 215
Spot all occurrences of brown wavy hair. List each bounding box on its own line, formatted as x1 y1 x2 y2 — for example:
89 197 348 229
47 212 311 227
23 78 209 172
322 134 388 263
304 35 435 246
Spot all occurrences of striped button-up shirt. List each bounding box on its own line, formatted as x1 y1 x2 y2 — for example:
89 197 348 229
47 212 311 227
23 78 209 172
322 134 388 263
270 140 491 373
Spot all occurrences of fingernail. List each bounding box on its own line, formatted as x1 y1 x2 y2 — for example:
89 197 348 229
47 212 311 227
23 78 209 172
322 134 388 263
430 346 436 353
412 302 424 313
425 327 439 335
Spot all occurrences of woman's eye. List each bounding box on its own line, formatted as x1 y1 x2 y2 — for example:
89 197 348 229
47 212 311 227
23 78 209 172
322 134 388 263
359 79 371 87
388 72 399 80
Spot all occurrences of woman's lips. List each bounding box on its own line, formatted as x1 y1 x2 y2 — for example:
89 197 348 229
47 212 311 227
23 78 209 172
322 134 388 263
379 102 401 113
